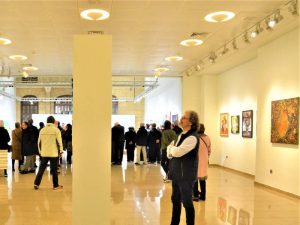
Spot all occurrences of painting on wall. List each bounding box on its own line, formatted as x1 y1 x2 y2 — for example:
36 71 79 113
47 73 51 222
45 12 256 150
171 114 178 123
242 110 253 138
238 209 250 225
220 113 229 137
227 206 237 225
271 97 299 145
217 197 227 222
231 115 240 134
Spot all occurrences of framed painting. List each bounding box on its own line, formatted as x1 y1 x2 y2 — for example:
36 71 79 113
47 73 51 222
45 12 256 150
231 115 240 134
220 113 229 137
217 197 227 222
242 110 253 138
227 206 237 225
271 97 299 144
238 209 250 225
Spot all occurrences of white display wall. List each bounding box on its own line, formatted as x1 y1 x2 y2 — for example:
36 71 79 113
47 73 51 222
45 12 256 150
217 59 258 175
144 77 182 126
0 78 16 133
183 27 300 196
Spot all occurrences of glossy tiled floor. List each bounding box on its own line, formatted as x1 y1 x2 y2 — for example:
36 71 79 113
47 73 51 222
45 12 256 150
0 154 299 225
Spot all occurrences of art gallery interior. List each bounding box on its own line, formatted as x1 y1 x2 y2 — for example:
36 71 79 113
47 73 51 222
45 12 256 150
0 1 299 225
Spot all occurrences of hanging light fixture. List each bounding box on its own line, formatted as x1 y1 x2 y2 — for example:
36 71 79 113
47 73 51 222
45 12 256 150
80 9 110 21
165 56 183 62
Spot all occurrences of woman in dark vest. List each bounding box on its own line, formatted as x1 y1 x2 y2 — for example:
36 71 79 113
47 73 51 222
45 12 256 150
167 110 199 225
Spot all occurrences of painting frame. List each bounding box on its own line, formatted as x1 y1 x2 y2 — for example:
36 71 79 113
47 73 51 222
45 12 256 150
231 115 240 134
242 110 253 138
271 97 299 145
220 113 229 137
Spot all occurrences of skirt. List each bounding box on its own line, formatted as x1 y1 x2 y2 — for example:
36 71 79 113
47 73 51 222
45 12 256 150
0 150 8 170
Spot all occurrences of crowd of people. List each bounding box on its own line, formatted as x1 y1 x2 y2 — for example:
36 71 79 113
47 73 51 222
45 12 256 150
111 110 212 225
0 117 72 189
1 110 211 225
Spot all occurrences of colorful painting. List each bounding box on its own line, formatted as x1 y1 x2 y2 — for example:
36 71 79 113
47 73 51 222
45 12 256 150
231 115 240 134
220 113 229 137
217 197 227 222
227 206 237 225
271 97 299 145
242 110 253 138
238 209 250 225
172 114 178 123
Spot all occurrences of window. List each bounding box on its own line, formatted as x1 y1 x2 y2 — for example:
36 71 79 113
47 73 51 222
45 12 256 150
54 95 72 114
21 95 38 122
112 95 118 114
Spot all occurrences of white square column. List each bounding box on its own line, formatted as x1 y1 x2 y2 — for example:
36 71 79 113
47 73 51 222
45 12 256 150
73 35 112 225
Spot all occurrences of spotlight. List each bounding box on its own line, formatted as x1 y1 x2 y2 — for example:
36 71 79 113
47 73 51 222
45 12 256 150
250 30 257 38
22 71 28 78
243 33 250 43
220 45 229 56
265 17 276 30
232 39 238 50
209 52 217 63
195 64 201 71
288 1 298 15
274 10 283 22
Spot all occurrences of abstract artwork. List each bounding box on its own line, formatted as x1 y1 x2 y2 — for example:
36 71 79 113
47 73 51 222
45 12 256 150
238 209 250 225
231 115 240 134
271 97 299 145
242 110 253 138
217 197 227 222
220 113 229 137
227 206 237 225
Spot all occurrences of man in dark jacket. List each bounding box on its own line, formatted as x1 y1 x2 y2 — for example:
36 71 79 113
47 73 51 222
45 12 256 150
125 127 136 162
135 123 148 165
0 120 11 177
20 120 39 174
147 123 162 164
167 110 199 225
172 120 183 136
111 122 125 165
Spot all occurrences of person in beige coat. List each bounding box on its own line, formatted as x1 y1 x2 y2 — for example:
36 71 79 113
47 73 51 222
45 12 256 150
193 123 211 201
11 122 23 172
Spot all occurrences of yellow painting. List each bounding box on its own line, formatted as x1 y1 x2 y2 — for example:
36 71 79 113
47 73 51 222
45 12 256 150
220 113 229 137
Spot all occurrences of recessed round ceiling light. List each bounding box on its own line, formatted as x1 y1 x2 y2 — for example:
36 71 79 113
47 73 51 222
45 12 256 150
23 66 38 71
9 55 28 61
165 56 183 62
154 67 169 72
0 37 12 45
80 9 110 21
205 11 235 23
180 39 203 47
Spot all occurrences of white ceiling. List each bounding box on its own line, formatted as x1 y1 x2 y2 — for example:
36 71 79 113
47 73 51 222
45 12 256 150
0 0 298 77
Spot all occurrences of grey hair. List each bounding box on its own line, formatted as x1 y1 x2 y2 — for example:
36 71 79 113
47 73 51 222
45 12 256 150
186 110 199 132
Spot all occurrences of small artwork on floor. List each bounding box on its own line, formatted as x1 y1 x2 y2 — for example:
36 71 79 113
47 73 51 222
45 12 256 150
231 115 240 134
242 110 253 138
220 113 229 137
271 97 299 145
217 197 227 222
227 206 237 225
238 209 250 225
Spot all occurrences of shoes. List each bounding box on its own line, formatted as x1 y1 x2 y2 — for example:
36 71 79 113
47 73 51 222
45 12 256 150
163 179 171 183
53 185 63 190
19 170 29 174
134 162 139 165
192 196 199 202
29 169 36 173
34 185 39 190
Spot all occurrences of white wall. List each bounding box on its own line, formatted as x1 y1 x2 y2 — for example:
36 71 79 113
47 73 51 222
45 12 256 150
0 78 16 133
182 27 300 196
144 77 182 126
255 28 299 196
217 59 258 175
183 74 219 164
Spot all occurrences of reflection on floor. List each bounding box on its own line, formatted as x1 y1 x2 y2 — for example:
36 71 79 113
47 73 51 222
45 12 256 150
0 156 299 225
